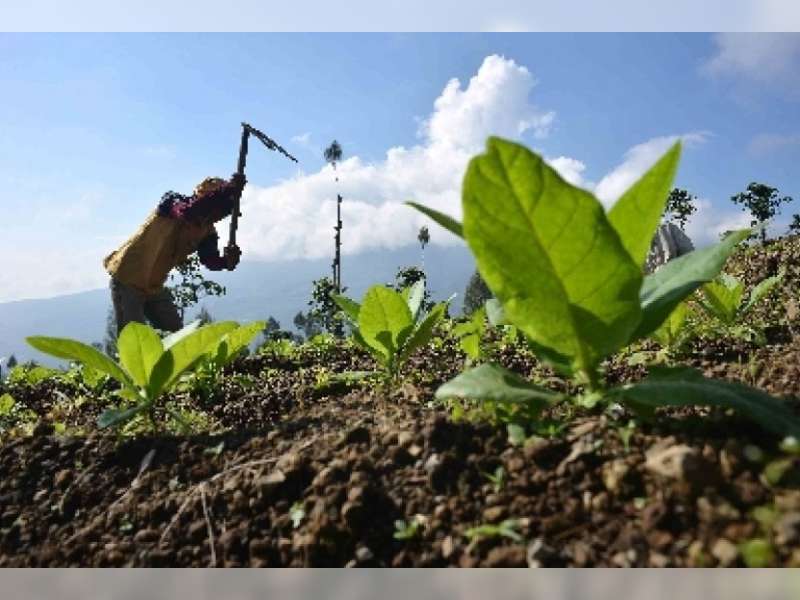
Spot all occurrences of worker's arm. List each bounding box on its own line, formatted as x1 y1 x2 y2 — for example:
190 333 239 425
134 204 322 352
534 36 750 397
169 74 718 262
156 174 245 222
196 230 240 271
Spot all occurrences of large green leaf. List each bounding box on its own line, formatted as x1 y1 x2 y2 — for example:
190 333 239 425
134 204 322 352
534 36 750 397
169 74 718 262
651 301 689 347
405 202 463 238
743 270 784 315
463 137 643 372
399 302 447 364
405 280 425 322
613 368 800 439
436 363 559 417
26 336 134 390
332 294 360 323
97 405 145 429
607 143 681 267
358 286 414 360
484 299 506 327
149 321 239 396
351 330 387 366
162 319 202 350
633 229 750 341
214 321 266 366
117 322 164 388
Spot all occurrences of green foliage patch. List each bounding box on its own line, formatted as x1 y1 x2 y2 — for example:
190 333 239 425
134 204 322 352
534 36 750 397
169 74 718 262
411 136 800 439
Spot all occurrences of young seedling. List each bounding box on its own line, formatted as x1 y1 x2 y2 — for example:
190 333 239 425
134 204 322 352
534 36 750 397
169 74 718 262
699 270 784 342
482 465 506 493
290 501 306 529
333 280 450 380
409 136 800 440
181 320 266 400
27 320 250 431
464 519 523 543
453 306 487 362
393 515 425 541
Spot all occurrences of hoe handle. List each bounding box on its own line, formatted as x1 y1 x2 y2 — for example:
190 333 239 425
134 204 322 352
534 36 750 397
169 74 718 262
228 124 250 250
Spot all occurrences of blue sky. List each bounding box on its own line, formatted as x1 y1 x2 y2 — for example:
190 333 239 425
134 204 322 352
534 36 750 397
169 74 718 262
1 33 799 302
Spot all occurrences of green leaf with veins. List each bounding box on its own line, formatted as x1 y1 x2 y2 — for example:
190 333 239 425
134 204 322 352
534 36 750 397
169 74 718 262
463 136 642 373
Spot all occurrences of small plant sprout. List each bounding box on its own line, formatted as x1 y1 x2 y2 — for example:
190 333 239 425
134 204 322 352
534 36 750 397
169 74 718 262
464 519 523 543
184 320 266 400
699 270 784 341
482 465 506 493
616 420 636 453
26 320 260 431
333 279 450 379
394 515 426 541
290 501 306 529
409 136 800 439
453 306 488 362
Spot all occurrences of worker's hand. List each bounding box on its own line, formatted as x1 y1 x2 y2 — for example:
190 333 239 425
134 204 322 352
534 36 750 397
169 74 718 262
231 172 247 193
224 245 241 270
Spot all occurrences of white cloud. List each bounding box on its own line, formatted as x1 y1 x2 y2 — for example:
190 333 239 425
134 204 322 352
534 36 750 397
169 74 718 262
2 53 747 302
238 55 557 262
547 156 588 188
0 246 109 302
594 132 709 207
702 33 800 94
683 198 753 248
748 132 800 156
291 132 311 145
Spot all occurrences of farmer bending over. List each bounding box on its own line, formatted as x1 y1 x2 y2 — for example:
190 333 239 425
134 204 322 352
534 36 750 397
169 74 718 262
103 174 246 335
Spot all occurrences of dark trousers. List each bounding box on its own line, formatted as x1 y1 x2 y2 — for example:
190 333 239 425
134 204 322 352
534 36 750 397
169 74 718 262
110 278 183 336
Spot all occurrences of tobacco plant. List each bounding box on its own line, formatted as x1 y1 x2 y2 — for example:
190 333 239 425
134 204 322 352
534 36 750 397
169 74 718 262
452 306 488 362
179 321 265 401
333 280 449 379
27 320 245 431
698 270 784 343
409 136 800 439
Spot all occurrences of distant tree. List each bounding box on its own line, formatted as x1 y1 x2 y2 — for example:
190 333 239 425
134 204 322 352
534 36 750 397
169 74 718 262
789 214 800 236
417 226 430 268
166 255 226 320
260 317 296 343
731 182 793 242
463 270 493 315
664 188 697 230
264 316 280 336
197 306 214 325
324 140 343 171
293 310 322 341
325 140 344 296
393 266 434 312
307 276 342 335
7 355 17 369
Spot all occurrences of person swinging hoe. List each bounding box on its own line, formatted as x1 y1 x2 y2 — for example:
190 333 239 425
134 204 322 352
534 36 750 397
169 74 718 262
103 123 298 336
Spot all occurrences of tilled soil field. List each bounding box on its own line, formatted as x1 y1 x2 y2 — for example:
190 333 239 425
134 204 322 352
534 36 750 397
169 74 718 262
2 240 800 567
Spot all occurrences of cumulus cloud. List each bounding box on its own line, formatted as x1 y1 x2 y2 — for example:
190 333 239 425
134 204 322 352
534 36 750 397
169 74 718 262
594 133 709 207
238 55 558 262
547 156 588 187
237 52 734 267
683 198 753 248
702 33 800 95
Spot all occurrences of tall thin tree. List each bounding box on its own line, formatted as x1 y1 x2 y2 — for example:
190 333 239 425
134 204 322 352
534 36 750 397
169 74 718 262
324 140 343 294
417 225 430 271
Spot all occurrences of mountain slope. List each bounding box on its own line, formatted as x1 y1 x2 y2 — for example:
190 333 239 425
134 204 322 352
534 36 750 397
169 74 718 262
0 244 476 366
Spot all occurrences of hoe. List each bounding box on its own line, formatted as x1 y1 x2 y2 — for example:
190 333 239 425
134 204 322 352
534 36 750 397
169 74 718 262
226 122 298 262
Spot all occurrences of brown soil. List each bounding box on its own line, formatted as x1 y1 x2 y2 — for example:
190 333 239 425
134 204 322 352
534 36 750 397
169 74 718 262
2 238 800 567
